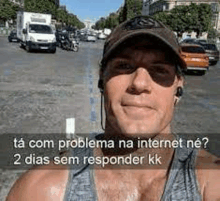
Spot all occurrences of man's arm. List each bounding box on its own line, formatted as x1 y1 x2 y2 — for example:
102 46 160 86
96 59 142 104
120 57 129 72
203 169 220 201
6 164 69 201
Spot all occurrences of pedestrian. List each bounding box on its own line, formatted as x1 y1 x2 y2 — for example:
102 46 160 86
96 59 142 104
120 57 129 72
7 15 220 201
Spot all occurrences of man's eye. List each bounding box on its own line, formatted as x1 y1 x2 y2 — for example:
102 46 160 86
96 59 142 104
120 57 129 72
115 62 134 70
154 66 170 75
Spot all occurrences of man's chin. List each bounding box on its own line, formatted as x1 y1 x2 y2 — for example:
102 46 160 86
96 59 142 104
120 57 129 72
119 125 159 139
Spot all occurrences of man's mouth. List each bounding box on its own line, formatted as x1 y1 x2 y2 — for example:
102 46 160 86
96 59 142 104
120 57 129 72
121 102 154 109
121 103 154 119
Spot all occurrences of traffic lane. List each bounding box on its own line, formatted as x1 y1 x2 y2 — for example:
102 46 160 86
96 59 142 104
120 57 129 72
1 36 220 133
173 63 220 156
0 38 105 201
0 37 94 134
0 37 219 201
1 36 219 147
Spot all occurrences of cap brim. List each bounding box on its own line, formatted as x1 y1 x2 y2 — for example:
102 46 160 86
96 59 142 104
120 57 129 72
102 30 186 69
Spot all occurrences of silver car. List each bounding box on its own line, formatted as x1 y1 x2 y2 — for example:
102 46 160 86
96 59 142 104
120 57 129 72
87 35 96 42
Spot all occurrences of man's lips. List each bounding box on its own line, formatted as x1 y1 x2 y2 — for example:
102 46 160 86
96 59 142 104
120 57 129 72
121 103 154 109
121 104 154 119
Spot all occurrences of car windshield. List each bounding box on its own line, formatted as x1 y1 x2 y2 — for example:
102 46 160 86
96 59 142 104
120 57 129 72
29 24 52 34
181 46 205 53
198 40 207 43
202 44 218 51
183 39 196 43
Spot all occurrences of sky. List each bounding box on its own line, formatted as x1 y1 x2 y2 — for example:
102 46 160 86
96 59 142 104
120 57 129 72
60 0 124 23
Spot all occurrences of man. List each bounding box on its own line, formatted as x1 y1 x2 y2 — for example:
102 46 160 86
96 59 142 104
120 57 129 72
7 16 219 201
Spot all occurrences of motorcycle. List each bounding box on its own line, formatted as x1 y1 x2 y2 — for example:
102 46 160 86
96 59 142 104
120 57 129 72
71 38 79 52
60 35 71 51
59 34 79 52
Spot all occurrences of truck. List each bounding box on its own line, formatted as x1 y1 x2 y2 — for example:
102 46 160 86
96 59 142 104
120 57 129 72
17 11 56 53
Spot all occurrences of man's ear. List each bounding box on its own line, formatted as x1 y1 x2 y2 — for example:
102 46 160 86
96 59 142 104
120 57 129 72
174 76 184 106
176 74 184 88
98 79 104 93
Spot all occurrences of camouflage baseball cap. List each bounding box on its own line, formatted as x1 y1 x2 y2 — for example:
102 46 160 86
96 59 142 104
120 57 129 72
100 15 186 69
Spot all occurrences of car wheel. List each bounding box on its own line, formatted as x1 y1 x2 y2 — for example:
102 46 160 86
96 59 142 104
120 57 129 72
26 43 32 53
197 70 206 76
20 42 25 49
8 39 12 43
51 48 56 54
211 61 218 66
72 46 79 52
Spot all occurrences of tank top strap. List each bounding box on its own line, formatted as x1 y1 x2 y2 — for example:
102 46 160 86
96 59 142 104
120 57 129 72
160 135 202 201
64 134 98 201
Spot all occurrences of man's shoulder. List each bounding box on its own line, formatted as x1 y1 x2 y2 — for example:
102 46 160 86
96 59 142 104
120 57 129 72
6 163 69 201
196 149 220 201
196 148 219 168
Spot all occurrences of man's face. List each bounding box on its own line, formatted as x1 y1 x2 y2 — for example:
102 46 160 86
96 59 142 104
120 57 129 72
102 44 183 137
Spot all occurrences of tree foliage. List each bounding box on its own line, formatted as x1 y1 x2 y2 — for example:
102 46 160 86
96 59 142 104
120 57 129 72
118 6 126 23
105 13 119 29
24 0 57 16
208 27 219 39
94 17 106 30
153 11 170 26
24 0 84 29
153 3 213 38
125 0 143 20
94 0 143 30
0 0 19 23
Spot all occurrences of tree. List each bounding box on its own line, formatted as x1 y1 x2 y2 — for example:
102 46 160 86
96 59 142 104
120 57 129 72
105 13 119 29
208 28 219 39
153 11 171 27
118 5 127 23
153 3 213 38
94 17 106 30
24 0 57 15
56 9 68 27
0 0 19 24
169 5 190 38
125 0 143 20
186 3 212 37
94 0 143 30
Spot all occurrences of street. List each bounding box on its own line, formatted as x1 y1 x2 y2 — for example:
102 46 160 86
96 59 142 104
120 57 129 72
0 36 220 200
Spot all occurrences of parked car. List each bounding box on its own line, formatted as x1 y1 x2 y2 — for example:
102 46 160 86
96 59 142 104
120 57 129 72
180 38 198 44
8 30 19 42
181 44 209 75
86 34 96 42
196 39 207 44
79 34 87 41
200 43 219 65
97 33 107 40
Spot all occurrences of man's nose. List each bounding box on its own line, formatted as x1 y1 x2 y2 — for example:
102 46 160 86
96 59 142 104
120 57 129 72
129 67 152 94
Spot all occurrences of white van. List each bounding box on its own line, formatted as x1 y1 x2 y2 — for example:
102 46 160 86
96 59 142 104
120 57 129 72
17 11 56 53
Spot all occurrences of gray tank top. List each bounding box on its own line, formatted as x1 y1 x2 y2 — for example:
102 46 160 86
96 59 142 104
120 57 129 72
64 134 202 201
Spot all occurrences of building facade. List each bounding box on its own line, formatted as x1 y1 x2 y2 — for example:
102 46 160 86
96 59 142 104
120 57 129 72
54 0 60 7
59 5 67 12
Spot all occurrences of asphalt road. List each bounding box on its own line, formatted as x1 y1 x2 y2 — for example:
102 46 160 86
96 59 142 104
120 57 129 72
0 36 220 200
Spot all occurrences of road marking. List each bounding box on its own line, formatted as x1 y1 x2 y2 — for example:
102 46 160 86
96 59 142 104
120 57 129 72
66 118 75 139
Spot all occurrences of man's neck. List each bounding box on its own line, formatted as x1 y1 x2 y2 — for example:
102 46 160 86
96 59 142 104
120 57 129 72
95 126 175 170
